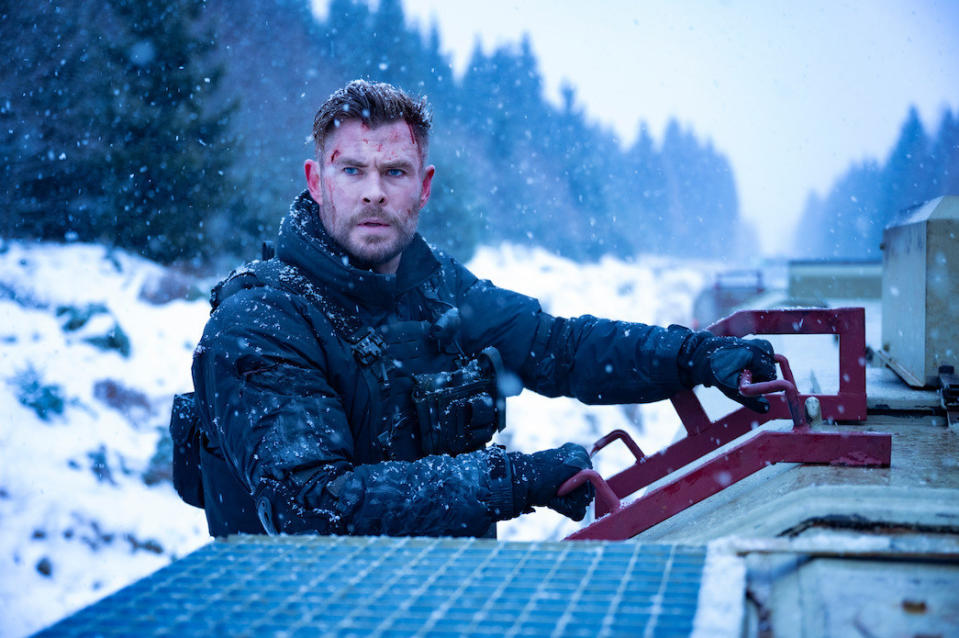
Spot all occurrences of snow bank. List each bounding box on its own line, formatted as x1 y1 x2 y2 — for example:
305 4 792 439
0 241 710 637
0 243 210 638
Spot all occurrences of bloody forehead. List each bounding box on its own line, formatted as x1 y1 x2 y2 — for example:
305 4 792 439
323 121 423 164
321 117 424 156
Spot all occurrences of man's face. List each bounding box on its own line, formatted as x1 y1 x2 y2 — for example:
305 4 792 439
305 119 434 274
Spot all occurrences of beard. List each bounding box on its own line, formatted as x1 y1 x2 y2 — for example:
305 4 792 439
322 203 418 270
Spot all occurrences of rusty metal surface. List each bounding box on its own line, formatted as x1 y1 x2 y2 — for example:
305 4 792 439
746 551 959 638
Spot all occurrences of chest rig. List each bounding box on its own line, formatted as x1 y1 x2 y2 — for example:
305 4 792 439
258 256 506 463
351 317 506 461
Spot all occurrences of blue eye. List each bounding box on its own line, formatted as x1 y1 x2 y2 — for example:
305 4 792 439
343 167 359 175
386 168 405 177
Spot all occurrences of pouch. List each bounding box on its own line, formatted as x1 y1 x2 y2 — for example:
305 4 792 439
169 392 205 508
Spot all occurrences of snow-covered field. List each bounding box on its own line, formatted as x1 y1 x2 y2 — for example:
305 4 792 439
0 241 712 637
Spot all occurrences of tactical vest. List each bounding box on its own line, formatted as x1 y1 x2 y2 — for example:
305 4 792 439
169 256 506 526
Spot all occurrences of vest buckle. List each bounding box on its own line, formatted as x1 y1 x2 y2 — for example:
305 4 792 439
351 327 387 366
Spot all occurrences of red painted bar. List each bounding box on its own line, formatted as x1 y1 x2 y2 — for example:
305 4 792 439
556 469 622 514
589 429 646 462
592 308 870 517
567 430 891 541
709 307 867 396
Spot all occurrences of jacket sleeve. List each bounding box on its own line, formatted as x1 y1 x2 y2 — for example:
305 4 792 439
192 286 516 537
451 260 692 404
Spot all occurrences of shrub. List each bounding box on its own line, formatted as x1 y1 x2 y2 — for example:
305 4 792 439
56 303 110 332
83 322 132 358
143 426 174 486
13 366 65 422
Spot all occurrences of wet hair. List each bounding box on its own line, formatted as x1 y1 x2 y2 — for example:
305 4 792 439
312 80 432 161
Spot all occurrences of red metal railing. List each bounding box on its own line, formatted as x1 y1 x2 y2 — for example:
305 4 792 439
560 307 892 541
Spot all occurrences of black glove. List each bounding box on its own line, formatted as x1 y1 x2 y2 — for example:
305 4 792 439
507 443 594 521
680 332 777 413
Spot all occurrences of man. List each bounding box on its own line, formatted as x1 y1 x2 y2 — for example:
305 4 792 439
189 80 776 538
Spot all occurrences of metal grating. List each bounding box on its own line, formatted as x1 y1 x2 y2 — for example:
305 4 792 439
36 536 707 638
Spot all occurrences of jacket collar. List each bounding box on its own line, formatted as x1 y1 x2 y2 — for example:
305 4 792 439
276 191 440 311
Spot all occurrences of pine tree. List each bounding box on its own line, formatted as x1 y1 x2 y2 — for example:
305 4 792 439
1 3 109 241
370 0 423 89
793 160 882 258
931 108 959 194
423 21 454 104
98 0 237 263
322 0 373 85
2 0 238 263
623 122 667 252
880 106 932 223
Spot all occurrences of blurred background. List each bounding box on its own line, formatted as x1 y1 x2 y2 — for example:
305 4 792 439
4 0 958 269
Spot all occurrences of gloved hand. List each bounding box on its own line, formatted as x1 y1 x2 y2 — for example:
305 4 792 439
507 443 594 521
680 332 777 413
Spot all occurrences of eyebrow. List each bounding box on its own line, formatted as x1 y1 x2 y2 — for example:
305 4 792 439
334 155 367 166
333 155 419 171
382 158 417 170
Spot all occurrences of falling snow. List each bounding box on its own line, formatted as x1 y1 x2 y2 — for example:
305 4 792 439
0 240 715 636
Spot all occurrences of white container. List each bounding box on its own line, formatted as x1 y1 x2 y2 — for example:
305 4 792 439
881 196 959 387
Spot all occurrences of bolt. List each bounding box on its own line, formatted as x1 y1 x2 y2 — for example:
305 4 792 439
805 397 822 424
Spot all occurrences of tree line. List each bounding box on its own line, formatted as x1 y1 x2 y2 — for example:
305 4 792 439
794 106 959 259
1 1 237 264
4 0 759 264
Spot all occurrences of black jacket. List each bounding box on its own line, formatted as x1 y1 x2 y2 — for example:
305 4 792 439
192 192 692 537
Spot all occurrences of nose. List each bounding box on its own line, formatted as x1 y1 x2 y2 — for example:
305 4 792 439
361 174 387 205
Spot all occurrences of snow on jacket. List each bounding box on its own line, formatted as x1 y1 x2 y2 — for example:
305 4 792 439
192 191 692 537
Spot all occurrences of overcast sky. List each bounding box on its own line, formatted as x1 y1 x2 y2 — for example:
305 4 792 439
314 0 959 254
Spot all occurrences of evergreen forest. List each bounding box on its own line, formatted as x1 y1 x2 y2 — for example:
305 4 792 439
794 106 959 259
2 0 957 265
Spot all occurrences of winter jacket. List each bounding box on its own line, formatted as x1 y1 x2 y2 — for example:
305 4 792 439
191 191 693 537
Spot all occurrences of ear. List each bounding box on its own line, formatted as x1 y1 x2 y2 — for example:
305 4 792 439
304 159 322 203
418 165 435 209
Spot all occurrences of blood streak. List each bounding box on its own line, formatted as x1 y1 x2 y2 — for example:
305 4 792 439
329 150 339 163
407 122 416 145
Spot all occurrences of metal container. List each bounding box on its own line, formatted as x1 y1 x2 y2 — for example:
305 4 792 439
881 195 959 387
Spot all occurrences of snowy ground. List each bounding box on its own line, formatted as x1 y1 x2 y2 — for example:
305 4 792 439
0 240 713 637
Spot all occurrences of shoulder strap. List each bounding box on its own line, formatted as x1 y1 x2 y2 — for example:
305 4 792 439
212 258 389 370
273 262 363 341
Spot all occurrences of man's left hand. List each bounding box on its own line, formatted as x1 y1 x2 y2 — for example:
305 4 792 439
683 334 778 413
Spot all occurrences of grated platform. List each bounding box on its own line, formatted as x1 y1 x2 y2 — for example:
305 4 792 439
36 536 707 637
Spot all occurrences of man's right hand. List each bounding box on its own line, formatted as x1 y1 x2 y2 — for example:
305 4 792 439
508 443 594 521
